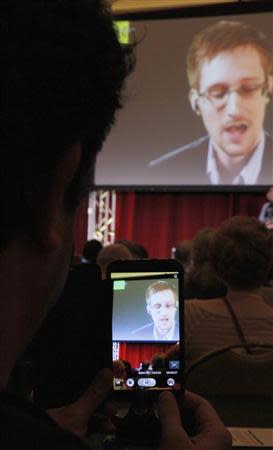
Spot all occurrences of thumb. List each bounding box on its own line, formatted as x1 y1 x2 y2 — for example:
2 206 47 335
158 392 191 450
74 368 113 415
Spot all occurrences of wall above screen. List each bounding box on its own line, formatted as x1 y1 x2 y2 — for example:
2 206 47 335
111 0 236 15
95 1 273 192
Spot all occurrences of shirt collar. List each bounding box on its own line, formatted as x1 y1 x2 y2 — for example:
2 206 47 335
153 321 176 341
206 132 265 185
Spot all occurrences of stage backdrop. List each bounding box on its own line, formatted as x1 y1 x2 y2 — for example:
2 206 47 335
114 191 266 258
74 191 266 258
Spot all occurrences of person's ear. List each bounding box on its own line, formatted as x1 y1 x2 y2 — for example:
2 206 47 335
37 143 82 252
146 304 151 315
189 88 201 115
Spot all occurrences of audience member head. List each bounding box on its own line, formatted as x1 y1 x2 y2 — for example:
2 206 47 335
115 239 149 259
165 343 180 362
184 228 227 299
0 0 133 389
191 228 215 265
151 353 166 371
1 0 134 254
96 242 134 278
82 239 103 263
210 216 273 291
173 240 192 273
113 359 126 379
121 359 132 378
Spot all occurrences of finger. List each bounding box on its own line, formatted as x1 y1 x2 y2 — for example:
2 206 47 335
75 368 113 415
158 391 191 448
88 412 116 435
100 399 117 419
183 391 232 448
183 391 225 430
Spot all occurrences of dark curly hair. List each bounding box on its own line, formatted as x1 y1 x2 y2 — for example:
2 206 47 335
210 216 273 290
1 0 134 251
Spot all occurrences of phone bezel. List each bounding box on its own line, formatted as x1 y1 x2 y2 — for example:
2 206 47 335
107 258 185 402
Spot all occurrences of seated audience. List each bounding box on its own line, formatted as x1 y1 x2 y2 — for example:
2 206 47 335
184 228 226 299
185 216 273 369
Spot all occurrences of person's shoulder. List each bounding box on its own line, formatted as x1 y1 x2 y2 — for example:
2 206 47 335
185 298 224 313
0 391 88 449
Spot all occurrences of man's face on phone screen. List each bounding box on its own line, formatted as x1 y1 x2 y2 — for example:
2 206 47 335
147 289 177 335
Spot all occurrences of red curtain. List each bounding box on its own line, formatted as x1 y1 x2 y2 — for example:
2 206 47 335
118 342 173 369
115 191 265 258
74 191 266 258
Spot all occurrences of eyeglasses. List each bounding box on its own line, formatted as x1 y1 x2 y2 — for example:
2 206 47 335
198 81 267 109
150 303 176 311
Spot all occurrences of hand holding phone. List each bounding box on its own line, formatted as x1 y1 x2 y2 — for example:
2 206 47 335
106 259 184 447
158 390 231 450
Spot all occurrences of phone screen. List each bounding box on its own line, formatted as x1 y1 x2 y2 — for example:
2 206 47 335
110 268 183 393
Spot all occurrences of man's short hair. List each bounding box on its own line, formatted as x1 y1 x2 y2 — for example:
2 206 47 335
145 280 177 306
1 0 134 252
210 216 273 290
192 228 215 265
115 239 149 259
187 20 272 89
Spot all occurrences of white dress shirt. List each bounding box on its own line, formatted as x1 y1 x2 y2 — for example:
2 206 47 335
206 132 265 185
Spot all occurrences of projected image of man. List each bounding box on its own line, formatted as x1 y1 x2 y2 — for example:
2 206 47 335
132 280 179 341
148 20 273 185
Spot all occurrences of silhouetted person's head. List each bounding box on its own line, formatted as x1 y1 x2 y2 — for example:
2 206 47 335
210 216 273 291
82 239 103 263
1 0 134 255
0 0 134 391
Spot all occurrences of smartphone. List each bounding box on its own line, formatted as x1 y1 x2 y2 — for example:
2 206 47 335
107 258 184 403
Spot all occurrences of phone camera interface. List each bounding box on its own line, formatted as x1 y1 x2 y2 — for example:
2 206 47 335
112 273 182 392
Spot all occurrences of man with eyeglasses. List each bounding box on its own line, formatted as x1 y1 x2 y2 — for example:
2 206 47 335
148 20 273 185
131 280 179 341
